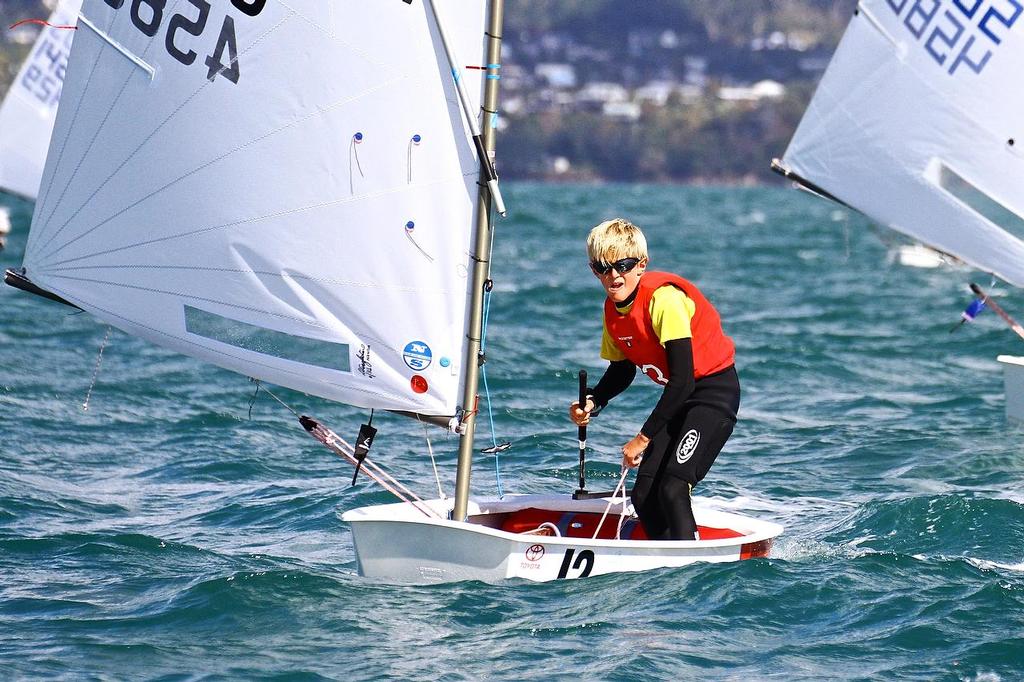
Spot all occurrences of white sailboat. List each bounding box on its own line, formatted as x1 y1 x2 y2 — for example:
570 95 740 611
892 242 963 270
773 0 1024 421
0 0 82 201
0 0 81 251
0 206 9 250
6 0 781 583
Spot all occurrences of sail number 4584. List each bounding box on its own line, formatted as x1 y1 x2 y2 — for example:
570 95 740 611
102 0 265 85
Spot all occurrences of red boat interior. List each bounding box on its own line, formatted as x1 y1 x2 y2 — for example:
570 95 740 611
478 508 772 559
495 506 746 539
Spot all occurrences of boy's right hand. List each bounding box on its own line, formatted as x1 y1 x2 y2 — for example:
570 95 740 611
569 398 595 426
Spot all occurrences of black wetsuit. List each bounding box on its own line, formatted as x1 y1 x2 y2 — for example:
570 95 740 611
590 339 740 541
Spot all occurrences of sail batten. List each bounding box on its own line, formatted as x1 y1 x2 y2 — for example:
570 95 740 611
22 0 489 415
76 12 156 77
780 0 1024 287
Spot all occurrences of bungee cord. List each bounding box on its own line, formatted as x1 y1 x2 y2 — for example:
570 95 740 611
592 464 633 540
416 414 446 499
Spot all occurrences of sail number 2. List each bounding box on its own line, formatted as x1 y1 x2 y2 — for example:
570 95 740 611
101 0 266 84
556 548 595 579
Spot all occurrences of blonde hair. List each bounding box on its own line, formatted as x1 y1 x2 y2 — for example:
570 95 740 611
587 218 648 263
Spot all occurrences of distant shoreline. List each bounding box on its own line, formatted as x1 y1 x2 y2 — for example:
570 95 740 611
501 173 785 187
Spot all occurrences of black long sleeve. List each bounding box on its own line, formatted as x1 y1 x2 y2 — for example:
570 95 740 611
640 337 695 438
589 359 636 409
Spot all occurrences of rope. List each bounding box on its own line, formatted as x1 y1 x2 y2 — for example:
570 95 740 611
253 381 300 418
418 415 446 499
82 326 112 411
349 135 364 194
592 466 632 540
9 19 77 30
479 282 504 496
404 223 435 262
247 380 260 419
407 135 422 183
538 521 560 536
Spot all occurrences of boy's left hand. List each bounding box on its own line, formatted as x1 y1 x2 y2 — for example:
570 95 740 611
621 433 650 468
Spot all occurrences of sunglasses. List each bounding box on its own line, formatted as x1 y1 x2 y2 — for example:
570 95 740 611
590 257 641 275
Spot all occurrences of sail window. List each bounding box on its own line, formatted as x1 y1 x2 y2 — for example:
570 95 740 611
930 161 1024 240
184 306 350 372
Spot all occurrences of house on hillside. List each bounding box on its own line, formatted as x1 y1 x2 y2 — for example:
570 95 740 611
717 80 786 102
534 63 576 89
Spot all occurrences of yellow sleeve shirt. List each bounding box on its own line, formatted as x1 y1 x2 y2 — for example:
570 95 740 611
600 285 695 361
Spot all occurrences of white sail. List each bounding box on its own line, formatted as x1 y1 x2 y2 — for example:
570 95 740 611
22 0 488 416
0 0 82 199
779 0 1024 287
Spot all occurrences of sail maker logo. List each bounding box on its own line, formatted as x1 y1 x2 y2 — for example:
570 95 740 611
357 344 375 378
402 341 433 371
885 0 1021 76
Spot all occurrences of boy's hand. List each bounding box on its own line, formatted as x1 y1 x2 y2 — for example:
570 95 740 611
621 433 650 468
569 398 595 426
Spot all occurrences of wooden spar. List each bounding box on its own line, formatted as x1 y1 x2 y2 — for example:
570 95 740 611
451 0 504 522
4 267 80 309
970 282 1024 341
770 158 851 209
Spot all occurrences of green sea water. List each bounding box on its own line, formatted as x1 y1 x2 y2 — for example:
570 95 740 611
2 183 1023 680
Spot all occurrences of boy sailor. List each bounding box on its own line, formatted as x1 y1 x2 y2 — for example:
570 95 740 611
569 219 740 540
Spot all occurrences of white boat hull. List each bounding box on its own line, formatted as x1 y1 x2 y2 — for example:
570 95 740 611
998 355 1024 423
342 494 783 583
0 206 9 250
895 243 944 269
893 243 964 270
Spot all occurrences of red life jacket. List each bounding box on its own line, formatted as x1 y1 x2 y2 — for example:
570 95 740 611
603 271 735 385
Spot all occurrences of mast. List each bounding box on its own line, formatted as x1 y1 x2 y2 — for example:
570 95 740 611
452 0 504 522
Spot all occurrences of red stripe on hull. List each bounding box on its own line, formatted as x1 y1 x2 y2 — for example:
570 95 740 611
740 539 772 559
